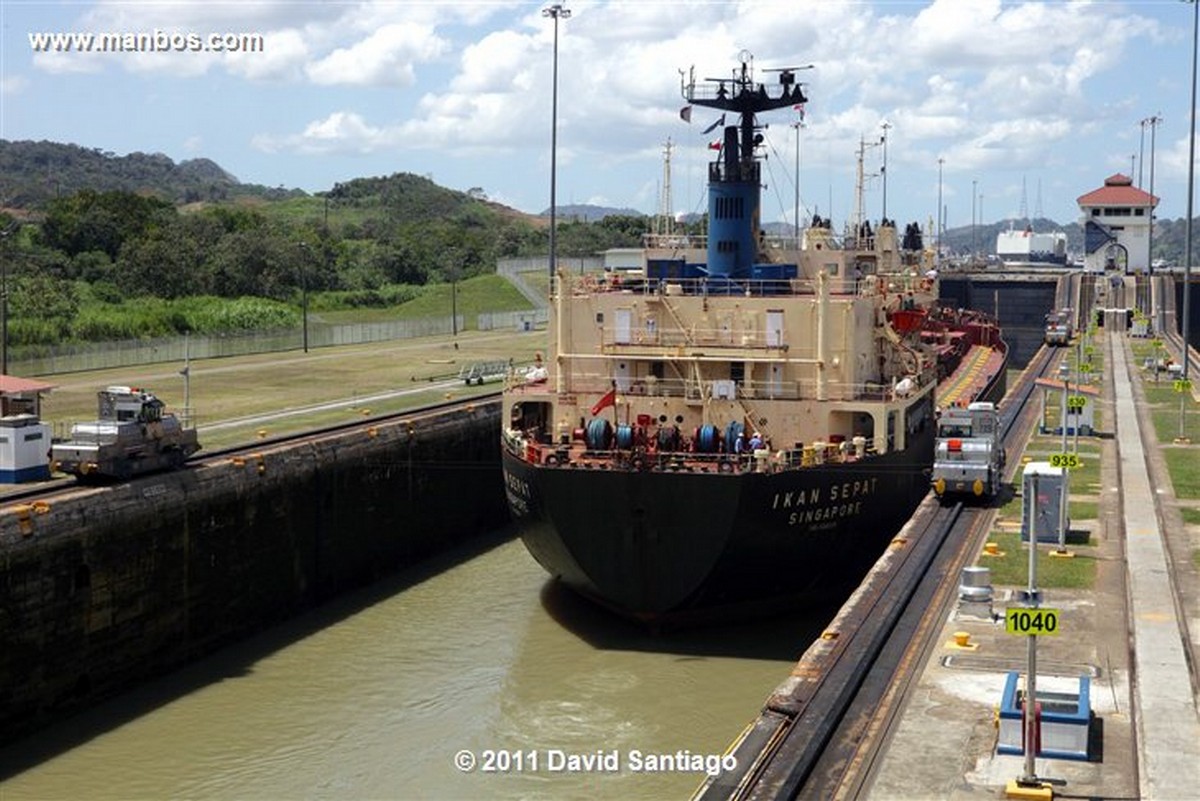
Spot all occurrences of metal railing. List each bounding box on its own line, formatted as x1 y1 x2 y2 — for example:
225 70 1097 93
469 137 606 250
506 369 919 405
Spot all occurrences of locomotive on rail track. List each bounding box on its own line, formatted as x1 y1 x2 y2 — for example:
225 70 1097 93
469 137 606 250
1044 309 1073 346
931 401 1005 501
51 386 200 481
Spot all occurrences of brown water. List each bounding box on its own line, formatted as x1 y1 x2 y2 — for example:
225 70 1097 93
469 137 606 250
0 534 830 801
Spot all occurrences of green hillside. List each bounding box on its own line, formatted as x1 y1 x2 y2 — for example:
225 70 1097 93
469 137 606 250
0 140 652 353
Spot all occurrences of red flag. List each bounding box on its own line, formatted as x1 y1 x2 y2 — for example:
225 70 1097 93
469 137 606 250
590 387 617 416
708 140 722 151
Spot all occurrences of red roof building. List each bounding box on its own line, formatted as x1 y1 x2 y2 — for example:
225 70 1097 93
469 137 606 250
1076 173 1158 209
0 374 54 418
1076 173 1157 273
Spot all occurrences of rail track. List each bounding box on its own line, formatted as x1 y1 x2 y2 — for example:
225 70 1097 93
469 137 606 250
694 342 1058 800
0 392 502 510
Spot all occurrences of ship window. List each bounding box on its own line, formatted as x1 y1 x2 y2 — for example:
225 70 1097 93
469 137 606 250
595 312 604 324
731 361 745 385
1135 209 1144 216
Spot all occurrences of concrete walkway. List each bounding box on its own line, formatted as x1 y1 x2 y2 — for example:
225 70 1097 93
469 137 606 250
868 331 1199 800
1112 334 1200 800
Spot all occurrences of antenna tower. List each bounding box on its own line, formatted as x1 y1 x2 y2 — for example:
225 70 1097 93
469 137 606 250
1019 176 1028 221
656 138 674 236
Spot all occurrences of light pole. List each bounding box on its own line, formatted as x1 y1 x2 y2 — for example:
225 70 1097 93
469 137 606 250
880 120 891 222
937 157 944 266
980 193 985 251
0 226 10 376
794 119 802 248
1180 0 1197 442
1138 119 1147 187
1145 114 1161 277
972 178 978 259
543 3 571 280
297 242 310 353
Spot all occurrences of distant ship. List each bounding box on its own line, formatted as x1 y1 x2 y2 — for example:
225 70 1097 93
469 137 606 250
500 54 1006 623
995 222 1068 267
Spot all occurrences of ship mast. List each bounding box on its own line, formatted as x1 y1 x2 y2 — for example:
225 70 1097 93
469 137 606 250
852 134 882 248
681 52 810 278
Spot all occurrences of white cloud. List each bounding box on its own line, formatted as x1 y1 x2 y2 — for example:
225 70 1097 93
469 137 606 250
227 29 308 81
253 110 390 154
305 23 449 86
28 0 1176 222
0 75 28 95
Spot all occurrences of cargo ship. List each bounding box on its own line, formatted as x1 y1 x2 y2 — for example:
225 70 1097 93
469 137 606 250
995 222 1068 267
501 54 1005 623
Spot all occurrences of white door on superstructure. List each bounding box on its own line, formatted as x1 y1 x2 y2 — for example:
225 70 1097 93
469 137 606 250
615 308 632 344
768 362 783 398
766 310 784 347
614 360 632 392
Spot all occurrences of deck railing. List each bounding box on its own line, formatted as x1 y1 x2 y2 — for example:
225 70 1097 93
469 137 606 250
505 369 927 405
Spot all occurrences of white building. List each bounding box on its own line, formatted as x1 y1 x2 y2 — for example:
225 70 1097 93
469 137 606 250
1076 173 1157 273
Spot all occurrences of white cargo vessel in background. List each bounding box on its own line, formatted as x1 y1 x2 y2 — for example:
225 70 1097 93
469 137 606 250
995 222 1068 267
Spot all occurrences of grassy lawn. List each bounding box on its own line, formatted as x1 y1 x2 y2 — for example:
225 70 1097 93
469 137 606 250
313 274 534 325
980 529 1098 589
1017 441 1102 494
1164 448 1200 499
1150 406 1200 444
987 462 1097 589
37 328 549 451
1181 507 1200 526
1069 500 1099 520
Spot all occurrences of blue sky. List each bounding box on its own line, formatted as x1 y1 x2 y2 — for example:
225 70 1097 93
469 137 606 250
1 1 1195 232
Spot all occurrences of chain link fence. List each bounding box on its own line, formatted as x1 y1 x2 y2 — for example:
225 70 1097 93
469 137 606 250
11 309 555 377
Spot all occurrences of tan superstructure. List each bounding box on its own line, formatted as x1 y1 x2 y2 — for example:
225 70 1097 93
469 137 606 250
505 223 940 469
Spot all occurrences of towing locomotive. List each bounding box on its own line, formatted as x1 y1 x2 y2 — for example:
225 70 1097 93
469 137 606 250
1044 309 1073 346
931 401 1005 501
51 386 200 481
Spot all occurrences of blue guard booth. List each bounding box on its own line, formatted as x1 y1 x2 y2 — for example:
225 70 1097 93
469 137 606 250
997 671 1092 760
0 375 56 483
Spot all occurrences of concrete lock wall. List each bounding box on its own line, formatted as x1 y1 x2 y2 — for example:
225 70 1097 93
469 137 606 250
0 402 507 745
940 278 1057 367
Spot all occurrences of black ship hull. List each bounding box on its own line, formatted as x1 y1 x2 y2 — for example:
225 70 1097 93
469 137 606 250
503 423 935 622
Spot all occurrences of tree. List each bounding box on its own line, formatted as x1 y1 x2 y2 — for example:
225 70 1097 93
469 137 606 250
39 189 175 258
